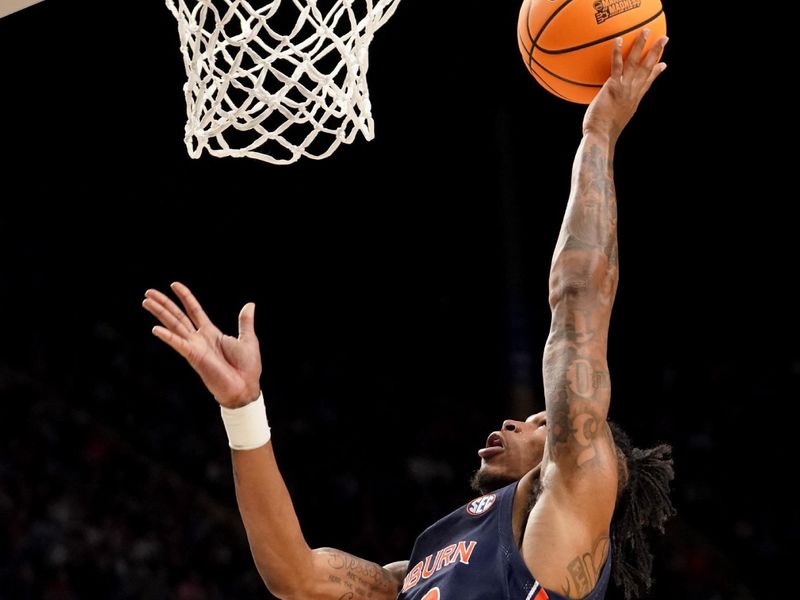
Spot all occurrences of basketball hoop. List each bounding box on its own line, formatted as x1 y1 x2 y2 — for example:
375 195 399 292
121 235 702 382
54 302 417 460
165 0 402 165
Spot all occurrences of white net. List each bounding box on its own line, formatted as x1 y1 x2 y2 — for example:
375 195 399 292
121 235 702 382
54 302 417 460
165 0 402 164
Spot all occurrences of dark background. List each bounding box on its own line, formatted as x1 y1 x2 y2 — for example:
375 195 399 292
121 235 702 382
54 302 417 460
0 1 792 599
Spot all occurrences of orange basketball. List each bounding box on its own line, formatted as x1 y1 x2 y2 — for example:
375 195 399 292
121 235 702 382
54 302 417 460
518 0 667 104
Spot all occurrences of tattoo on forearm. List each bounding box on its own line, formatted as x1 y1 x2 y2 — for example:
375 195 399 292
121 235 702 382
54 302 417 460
546 138 617 464
567 144 618 260
323 549 398 598
547 308 602 349
561 534 610 597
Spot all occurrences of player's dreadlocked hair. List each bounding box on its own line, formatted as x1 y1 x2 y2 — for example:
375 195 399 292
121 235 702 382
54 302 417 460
608 421 676 599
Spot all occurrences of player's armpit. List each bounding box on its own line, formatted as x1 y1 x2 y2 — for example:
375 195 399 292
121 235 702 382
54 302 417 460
292 548 402 600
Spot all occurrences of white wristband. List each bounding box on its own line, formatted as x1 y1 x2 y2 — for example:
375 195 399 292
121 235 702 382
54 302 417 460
220 392 271 450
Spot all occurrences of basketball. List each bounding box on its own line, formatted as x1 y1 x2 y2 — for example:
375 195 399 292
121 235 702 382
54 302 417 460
518 0 667 104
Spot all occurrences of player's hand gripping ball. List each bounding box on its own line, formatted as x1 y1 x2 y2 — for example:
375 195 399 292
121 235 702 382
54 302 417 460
518 0 667 103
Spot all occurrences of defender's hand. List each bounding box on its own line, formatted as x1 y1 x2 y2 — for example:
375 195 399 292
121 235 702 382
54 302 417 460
583 29 669 143
143 282 262 408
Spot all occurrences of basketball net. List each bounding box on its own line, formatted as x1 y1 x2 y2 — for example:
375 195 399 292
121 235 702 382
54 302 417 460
165 0 402 164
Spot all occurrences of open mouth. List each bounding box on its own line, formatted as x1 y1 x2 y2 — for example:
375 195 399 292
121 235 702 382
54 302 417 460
478 432 504 460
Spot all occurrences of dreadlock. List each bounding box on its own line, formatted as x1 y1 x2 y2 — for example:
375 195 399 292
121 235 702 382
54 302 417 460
608 421 676 599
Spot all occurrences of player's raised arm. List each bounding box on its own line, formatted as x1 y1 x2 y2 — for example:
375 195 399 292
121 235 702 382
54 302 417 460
543 31 667 480
523 31 669 598
143 282 403 600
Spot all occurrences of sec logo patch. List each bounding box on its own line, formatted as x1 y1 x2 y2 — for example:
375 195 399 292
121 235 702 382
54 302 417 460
466 493 497 516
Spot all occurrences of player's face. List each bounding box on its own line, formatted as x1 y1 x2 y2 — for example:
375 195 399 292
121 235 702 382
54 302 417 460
472 412 548 493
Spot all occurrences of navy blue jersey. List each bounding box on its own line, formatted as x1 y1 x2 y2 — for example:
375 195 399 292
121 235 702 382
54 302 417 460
397 482 611 600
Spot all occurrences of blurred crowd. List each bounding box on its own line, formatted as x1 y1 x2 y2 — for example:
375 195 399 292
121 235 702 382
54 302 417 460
0 315 791 600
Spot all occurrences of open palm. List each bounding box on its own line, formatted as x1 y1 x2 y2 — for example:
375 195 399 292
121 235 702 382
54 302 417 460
142 282 262 408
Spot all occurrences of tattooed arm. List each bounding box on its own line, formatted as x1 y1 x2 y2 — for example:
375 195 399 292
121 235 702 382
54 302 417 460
142 283 403 600
521 30 669 598
543 27 668 479
233 448 404 600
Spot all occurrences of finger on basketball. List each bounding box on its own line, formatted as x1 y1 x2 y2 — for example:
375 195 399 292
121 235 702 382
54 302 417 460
611 38 624 79
642 36 669 70
626 28 650 69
